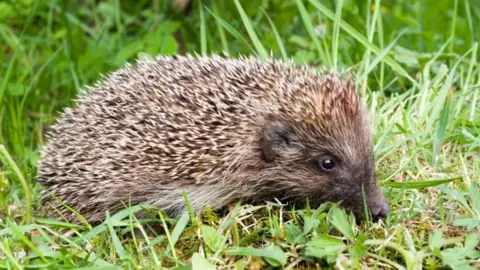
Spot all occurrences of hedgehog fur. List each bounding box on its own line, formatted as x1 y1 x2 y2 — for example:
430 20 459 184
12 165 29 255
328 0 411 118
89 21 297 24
36 54 390 224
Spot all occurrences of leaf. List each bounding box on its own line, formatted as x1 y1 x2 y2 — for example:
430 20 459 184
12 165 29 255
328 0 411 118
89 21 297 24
441 248 472 270
288 35 310 48
143 25 179 56
303 216 320 235
234 258 248 270
201 225 224 252
225 244 287 267
403 227 415 252
469 182 480 212
285 223 305 245
453 215 480 230
113 40 144 66
330 206 355 241
146 35 178 56
305 234 346 263
154 21 181 35
383 178 458 189
191 252 215 270
349 233 367 262
429 230 444 250
428 230 444 257
263 245 288 267
292 49 316 65
464 233 480 259
440 233 480 270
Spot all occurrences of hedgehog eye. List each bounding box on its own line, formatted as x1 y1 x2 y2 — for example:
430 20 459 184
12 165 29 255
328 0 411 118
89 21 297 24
318 156 335 171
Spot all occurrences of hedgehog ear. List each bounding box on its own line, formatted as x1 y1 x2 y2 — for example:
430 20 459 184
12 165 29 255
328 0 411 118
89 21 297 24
262 120 297 162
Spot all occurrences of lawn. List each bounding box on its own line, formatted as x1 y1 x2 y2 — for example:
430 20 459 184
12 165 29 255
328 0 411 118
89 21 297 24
0 0 479 269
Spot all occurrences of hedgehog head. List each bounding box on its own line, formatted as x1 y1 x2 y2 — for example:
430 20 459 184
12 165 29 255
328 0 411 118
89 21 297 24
261 74 389 221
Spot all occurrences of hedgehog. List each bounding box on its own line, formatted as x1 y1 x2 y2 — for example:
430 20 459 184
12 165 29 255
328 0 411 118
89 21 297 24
36 54 390 224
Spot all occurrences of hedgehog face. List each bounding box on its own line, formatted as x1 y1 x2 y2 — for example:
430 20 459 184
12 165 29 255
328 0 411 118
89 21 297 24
261 113 389 222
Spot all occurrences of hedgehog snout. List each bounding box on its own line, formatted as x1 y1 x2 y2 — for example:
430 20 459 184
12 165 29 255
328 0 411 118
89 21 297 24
367 185 390 221
370 195 390 221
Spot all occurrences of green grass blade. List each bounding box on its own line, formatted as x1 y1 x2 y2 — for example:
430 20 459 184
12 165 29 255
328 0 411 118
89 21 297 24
262 8 288 61
233 0 268 60
211 1 229 53
464 0 474 44
418 38 452 118
0 23 22 51
0 240 22 269
295 0 331 67
362 29 407 79
470 75 479 122
309 0 414 84
332 0 343 70
1 1 479 268
105 211 126 263
0 49 17 103
6 219 49 264
165 211 190 254
432 88 452 166
205 7 256 53
160 211 178 266
454 43 477 117
199 1 207 55
425 48 472 133
384 178 458 189
114 0 123 46
0 145 31 224
449 0 458 54
20 48 61 109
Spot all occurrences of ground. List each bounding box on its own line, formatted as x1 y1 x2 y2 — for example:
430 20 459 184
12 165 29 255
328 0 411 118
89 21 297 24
0 0 479 269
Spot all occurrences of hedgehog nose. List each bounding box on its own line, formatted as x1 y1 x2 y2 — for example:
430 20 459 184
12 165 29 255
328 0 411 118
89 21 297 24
371 198 390 221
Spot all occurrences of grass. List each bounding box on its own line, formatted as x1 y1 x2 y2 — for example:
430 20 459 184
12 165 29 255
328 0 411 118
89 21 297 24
1 0 479 269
